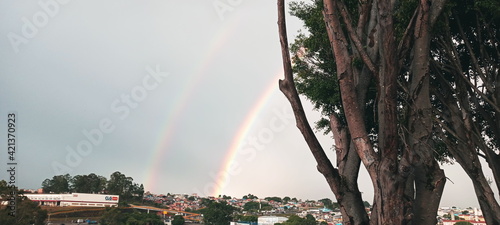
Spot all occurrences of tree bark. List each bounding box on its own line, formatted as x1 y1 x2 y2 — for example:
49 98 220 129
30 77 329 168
322 0 410 224
279 0 448 224
277 1 369 224
431 12 500 223
407 1 446 224
434 74 500 225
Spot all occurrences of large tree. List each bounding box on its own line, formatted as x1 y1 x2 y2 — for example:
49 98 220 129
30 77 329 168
200 201 235 225
430 0 500 223
72 173 107 194
278 0 447 224
41 174 71 194
106 171 144 203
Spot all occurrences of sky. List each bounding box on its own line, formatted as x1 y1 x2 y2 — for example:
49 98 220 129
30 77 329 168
0 0 496 209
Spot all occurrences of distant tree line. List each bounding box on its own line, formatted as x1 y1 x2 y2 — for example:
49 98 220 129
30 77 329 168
41 171 144 203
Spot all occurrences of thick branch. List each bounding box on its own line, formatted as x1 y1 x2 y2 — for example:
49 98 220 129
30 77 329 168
277 0 341 197
336 0 377 75
322 0 379 171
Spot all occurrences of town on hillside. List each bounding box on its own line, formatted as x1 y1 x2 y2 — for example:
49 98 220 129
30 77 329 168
142 191 487 225
1 184 489 225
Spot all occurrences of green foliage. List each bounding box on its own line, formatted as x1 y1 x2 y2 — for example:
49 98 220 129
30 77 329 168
281 214 316 225
243 201 271 212
100 208 163 225
242 194 258 200
429 0 500 163
363 201 371 208
319 198 334 209
42 171 144 203
0 181 47 225
72 173 107 193
40 172 144 204
42 174 71 193
454 222 473 225
200 201 235 225
0 180 10 196
289 1 340 118
172 215 185 225
288 1 381 135
199 198 215 207
393 0 419 41
265 196 282 202
107 171 144 203
234 215 258 222
221 195 232 200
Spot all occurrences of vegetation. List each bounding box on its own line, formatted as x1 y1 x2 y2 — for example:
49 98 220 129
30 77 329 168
318 198 337 210
264 196 282 202
276 214 316 225
100 207 163 225
234 214 258 223
242 194 258 200
243 201 273 212
278 0 500 224
430 0 500 222
220 195 232 200
106 171 144 202
72 173 107 193
40 171 144 203
172 215 185 225
41 174 71 194
199 201 235 225
0 180 47 225
454 222 473 225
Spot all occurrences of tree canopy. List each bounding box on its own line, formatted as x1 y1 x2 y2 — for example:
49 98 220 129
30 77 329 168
172 215 185 225
199 201 235 225
278 214 317 225
242 194 258 200
278 0 500 224
39 171 144 203
0 180 48 225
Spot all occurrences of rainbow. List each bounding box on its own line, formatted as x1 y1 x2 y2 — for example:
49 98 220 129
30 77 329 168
144 17 240 191
211 71 283 197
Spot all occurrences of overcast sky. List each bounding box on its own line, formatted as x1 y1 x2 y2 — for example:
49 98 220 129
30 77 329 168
0 0 496 208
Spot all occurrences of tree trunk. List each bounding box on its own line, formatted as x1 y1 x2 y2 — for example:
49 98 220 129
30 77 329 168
435 75 500 225
277 1 369 224
330 115 369 225
279 0 448 224
407 1 446 224
322 0 410 224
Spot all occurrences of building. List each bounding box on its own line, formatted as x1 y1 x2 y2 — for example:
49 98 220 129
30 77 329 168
442 220 486 225
24 193 119 207
257 216 288 225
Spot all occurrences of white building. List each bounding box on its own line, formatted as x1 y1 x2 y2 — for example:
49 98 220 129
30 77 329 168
258 216 288 225
24 193 119 207
442 220 486 225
